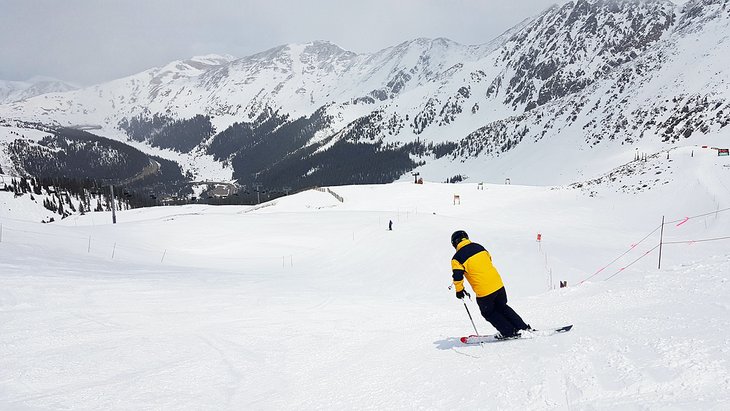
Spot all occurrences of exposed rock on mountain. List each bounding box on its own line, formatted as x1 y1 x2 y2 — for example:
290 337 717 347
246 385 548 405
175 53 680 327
1 0 728 194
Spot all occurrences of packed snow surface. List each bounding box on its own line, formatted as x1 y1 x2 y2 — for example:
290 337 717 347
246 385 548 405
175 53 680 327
1 147 729 410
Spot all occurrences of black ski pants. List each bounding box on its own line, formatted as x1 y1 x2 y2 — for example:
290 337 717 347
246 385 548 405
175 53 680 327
476 287 528 337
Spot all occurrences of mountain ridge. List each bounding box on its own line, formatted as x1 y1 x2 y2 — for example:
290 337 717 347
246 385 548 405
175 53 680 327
0 0 728 195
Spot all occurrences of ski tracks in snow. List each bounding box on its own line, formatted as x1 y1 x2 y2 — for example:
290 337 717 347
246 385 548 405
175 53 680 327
436 258 730 409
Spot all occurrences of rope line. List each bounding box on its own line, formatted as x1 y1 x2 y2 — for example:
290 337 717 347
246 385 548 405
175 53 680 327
0 223 307 265
663 235 730 245
579 224 662 284
665 207 730 224
582 204 728 284
2 226 89 240
604 244 660 281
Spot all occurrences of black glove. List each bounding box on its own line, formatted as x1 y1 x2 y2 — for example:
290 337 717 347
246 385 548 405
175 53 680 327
456 289 471 299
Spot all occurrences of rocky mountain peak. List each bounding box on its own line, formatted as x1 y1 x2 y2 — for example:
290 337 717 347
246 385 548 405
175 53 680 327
676 0 730 31
494 0 676 111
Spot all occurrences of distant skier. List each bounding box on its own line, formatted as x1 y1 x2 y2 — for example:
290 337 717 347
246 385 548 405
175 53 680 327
388 220 393 231
450 230 530 339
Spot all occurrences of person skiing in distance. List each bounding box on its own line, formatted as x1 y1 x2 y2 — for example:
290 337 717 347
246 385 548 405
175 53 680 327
450 230 530 339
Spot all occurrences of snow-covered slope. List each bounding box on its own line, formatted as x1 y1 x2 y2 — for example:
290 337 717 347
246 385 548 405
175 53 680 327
1 143 728 409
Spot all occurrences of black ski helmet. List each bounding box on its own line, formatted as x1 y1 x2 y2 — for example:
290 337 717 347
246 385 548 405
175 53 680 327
451 230 468 248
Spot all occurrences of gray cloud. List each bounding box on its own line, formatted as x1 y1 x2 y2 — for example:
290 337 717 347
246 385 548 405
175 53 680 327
0 0 565 85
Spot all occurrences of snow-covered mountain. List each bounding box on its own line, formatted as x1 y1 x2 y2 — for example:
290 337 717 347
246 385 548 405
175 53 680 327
0 0 728 192
0 77 78 104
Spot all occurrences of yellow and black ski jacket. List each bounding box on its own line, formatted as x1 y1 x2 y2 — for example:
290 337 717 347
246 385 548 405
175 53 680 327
451 239 504 298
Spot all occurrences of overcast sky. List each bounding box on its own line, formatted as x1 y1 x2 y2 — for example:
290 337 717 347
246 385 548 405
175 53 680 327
0 0 568 86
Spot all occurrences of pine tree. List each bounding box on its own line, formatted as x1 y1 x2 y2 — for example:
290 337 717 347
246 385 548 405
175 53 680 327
32 177 42 195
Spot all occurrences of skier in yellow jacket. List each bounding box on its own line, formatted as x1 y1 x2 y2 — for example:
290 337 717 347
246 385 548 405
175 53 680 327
450 230 530 338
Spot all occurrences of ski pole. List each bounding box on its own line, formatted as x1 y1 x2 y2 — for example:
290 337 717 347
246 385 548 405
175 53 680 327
462 300 480 336
449 284 479 335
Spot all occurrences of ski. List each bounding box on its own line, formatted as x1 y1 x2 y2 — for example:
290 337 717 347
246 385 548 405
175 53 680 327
460 325 573 344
